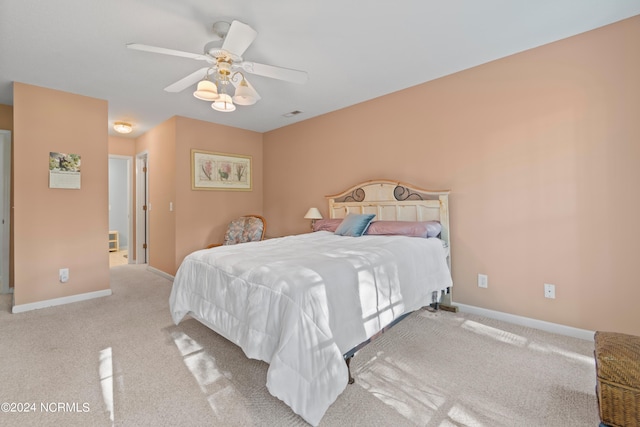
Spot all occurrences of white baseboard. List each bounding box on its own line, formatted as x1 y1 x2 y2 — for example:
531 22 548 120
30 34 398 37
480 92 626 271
12 289 112 314
456 303 595 341
146 265 174 281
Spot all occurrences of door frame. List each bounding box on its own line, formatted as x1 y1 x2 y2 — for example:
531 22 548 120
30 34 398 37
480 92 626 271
0 130 11 294
135 151 148 264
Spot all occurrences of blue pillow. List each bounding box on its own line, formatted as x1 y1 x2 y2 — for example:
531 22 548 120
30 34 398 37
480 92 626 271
334 214 376 237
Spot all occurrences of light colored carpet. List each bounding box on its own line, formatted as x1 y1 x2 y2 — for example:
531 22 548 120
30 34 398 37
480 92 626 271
0 264 600 426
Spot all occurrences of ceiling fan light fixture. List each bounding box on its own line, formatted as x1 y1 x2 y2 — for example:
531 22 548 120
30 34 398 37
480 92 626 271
211 94 236 112
113 122 133 134
232 79 257 106
128 20 309 115
193 79 219 101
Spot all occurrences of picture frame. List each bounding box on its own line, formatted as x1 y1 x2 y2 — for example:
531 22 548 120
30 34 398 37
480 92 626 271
49 152 81 189
191 149 252 191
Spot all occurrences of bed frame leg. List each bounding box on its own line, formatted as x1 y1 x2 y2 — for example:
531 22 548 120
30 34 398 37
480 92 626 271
345 356 355 384
439 287 459 312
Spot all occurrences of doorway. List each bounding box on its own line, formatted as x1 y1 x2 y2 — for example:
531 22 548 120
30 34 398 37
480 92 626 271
0 130 10 293
108 155 132 267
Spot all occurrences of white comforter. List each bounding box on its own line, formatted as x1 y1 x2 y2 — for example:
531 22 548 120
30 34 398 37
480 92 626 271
169 231 452 425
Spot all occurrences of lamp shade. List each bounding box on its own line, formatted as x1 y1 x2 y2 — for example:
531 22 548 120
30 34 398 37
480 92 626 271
233 80 257 106
211 94 236 112
304 207 323 220
193 79 219 101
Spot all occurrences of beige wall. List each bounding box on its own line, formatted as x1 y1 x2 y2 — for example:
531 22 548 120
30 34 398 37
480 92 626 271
3 17 638 335
135 116 263 276
0 104 13 131
264 16 640 335
174 116 263 271
136 117 177 274
13 83 110 305
108 135 136 157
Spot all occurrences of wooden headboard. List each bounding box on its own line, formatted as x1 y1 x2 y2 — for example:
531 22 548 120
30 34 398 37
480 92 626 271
326 179 451 266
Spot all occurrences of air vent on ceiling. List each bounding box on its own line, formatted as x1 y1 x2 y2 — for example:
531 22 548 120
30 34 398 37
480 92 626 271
283 110 303 118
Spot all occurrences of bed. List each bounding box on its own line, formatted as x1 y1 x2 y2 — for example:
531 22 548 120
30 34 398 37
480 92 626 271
169 179 453 425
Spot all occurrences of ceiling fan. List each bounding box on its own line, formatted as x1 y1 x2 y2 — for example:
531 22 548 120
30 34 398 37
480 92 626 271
127 20 308 112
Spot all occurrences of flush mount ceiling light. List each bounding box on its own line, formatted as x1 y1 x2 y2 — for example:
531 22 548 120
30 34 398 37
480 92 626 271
113 122 133 134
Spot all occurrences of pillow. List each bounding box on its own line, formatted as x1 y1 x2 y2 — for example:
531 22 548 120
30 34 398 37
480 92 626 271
312 218 343 232
334 213 376 237
424 221 442 238
223 217 247 245
242 216 264 242
365 221 442 238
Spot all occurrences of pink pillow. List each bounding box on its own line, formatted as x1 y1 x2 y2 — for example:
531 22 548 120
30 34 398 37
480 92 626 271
365 221 441 238
312 218 343 232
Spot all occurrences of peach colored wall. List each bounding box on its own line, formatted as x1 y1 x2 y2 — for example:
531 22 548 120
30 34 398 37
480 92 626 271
134 116 262 276
135 118 177 275
264 17 640 335
108 135 137 260
174 116 263 271
13 83 110 305
0 104 13 130
108 135 136 157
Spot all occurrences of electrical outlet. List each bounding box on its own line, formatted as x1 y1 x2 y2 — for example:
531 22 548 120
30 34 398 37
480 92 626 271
544 283 555 299
59 268 69 283
478 274 488 288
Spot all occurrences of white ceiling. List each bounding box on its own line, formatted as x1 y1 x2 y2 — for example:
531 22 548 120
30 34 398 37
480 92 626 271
1 1 639 138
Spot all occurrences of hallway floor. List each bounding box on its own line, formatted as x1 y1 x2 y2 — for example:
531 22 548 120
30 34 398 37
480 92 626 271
109 249 128 267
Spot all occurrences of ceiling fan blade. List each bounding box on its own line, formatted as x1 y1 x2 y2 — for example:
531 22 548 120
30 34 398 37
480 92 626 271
126 43 209 61
164 67 210 92
238 61 308 84
221 20 257 58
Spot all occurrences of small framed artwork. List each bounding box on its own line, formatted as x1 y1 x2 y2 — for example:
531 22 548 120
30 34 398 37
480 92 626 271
49 152 81 189
191 149 252 191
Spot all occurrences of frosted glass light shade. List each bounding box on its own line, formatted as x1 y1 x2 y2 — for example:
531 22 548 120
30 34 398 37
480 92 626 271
193 80 219 101
232 80 257 106
113 122 132 134
211 94 236 112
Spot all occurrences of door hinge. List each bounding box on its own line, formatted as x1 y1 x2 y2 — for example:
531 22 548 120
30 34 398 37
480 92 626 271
142 166 147 173
143 243 147 249
143 205 147 211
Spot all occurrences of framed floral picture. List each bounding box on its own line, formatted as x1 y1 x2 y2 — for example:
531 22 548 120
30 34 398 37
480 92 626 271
191 149 252 191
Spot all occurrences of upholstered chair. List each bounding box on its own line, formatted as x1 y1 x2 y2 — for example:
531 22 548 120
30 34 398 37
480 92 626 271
206 215 266 248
